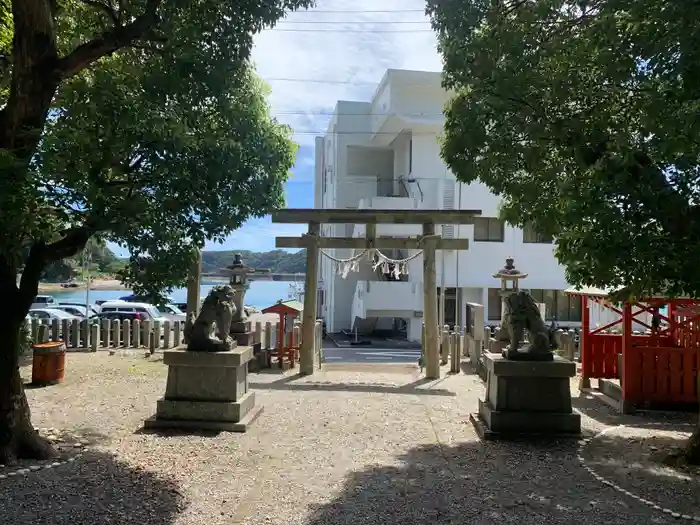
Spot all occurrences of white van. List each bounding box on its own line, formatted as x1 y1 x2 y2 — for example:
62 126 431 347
98 301 168 323
31 295 59 309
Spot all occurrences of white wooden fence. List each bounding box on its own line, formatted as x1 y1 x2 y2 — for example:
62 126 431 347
25 317 324 361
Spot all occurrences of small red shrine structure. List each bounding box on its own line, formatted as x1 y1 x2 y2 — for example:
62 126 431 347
568 286 700 412
262 300 303 368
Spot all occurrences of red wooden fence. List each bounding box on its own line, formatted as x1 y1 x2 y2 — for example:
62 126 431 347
623 346 698 404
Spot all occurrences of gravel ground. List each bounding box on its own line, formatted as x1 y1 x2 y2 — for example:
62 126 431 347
0 353 696 525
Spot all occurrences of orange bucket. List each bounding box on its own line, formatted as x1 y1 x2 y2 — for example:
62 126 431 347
31 341 66 386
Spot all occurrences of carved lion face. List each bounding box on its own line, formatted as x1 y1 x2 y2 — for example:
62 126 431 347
210 284 236 304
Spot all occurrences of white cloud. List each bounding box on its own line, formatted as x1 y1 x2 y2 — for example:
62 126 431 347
223 0 443 253
254 0 442 148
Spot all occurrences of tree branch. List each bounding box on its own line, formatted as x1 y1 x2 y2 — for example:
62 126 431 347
55 0 163 79
78 0 119 26
18 221 104 308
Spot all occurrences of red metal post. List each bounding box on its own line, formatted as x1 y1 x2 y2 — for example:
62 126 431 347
580 295 591 388
621 301 633 410
667 301 676 345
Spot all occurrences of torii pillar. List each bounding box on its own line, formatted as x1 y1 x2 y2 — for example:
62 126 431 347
422 222 440 379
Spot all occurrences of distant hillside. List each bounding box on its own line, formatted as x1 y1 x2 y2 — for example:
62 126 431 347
202 249 306 274
40 238 125 282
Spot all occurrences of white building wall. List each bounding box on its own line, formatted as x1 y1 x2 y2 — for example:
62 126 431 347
316 69 572 336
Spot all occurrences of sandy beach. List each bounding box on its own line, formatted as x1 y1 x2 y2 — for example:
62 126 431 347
38 278 127 294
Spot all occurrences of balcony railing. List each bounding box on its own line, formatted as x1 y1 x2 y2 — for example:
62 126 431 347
354 280 419 314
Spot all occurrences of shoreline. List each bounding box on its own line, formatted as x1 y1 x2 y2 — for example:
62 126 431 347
38 279 128 294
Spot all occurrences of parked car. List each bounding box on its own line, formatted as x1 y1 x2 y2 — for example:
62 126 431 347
97 311 150 323
97 301 168 323
28 308 79 322
30 295 59 309
120 294 175 304
157 304 186 326
59 301 100 316
55 304 98 319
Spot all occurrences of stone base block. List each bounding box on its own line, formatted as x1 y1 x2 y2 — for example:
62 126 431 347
164 347 253 403
145 346 262 433
231 321 251 334
475 400 581 437
145 403 263 433
232 331 255 346
488 339 509 354
474 353 581 439
157 391 256 422
248 345 269 373
164 346 249 368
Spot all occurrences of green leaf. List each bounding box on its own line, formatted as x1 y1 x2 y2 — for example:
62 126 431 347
2 0 315 301
428 0 700 300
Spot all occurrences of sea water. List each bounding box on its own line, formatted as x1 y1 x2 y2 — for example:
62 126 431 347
47 280 292 310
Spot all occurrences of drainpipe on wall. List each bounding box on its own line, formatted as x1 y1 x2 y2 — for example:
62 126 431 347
439 227 445 329
456 182 462 327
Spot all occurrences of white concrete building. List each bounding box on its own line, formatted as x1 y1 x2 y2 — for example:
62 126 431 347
314 69 580 341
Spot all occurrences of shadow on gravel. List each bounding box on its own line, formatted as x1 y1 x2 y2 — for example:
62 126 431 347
302 435 692 525
584 428 700 519
250 375 456 397
135 426 221 438
0 448 185 525
573 392 697 429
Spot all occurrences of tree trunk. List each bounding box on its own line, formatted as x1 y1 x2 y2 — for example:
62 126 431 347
0 305 56 464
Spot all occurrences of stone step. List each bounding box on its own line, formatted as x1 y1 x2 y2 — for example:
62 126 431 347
579 387 622 413
598 378 622 401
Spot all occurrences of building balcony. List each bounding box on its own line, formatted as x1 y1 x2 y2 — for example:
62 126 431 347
352 280 421 320
357 196 416 210
350 197 422 238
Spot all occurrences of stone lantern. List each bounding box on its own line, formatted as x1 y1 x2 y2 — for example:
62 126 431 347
222 253 269 344
492 257 529 346
493 256 528 294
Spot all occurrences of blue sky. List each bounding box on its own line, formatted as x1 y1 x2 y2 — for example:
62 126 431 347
109 0 441 256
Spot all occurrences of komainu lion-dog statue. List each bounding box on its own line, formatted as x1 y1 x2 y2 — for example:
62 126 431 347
183 284 236 352
501 290 557 361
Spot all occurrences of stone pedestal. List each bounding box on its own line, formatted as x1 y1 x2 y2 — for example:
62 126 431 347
231 321 255 346
488 339 508 354
471 354 580 439
144 345 263 432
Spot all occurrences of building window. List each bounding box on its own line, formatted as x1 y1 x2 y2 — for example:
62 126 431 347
488 288 581 323
522 223 553 244
487 288 502 320
528 289 556 321
555 290 582 322
408 139 413 173
529 289 581 322
473 218 505 242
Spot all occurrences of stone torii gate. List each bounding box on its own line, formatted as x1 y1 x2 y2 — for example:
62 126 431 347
271 208 481 379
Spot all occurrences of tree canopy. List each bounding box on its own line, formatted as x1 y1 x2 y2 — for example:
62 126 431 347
427 0 700 298
0 0 314 463
40 237 122 282
1 0 314 306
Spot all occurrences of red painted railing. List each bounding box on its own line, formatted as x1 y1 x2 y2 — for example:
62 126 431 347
585 334 621 379
623 346 699 404
583 333 675 380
